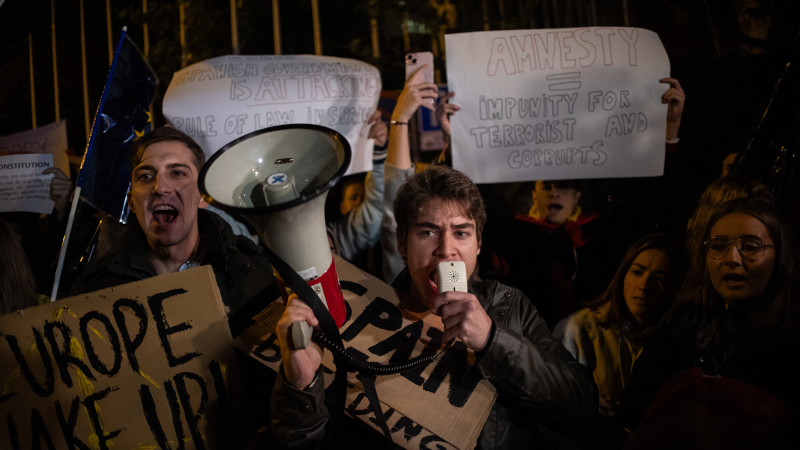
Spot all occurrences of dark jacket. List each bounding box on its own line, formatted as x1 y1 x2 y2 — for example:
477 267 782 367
270 269 598 449
505 213 616 329
69 209 276 334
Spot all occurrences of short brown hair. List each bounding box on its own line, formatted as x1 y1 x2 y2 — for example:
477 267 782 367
394 165 486 247
129 127 206 176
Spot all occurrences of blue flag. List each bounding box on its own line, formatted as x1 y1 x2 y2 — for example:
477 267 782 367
78 28 158 223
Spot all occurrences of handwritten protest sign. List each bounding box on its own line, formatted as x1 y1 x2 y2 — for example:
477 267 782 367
446 28 670 183
0 266 250 450
0 154 55 214
163 55 382 176
0 120 69 177
235 255 497 450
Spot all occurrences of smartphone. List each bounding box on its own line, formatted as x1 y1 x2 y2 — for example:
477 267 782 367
437 261 468 293
406 52 435 105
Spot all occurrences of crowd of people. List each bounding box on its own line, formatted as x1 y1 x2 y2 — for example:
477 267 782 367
1 61 798 449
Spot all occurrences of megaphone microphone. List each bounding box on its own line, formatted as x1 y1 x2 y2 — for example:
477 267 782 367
198 124 351 342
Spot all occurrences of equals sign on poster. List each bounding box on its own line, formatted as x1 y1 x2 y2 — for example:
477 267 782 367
547 72 581 91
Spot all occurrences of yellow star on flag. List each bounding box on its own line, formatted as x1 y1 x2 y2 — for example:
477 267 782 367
134 129 146 138
145 111 152 123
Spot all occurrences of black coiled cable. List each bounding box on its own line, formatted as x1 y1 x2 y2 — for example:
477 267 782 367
311 332 452 375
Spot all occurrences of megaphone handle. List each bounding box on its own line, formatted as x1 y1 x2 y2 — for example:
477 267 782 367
291 320 313 350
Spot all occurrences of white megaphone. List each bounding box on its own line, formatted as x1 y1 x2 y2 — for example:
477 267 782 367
198 124 351 329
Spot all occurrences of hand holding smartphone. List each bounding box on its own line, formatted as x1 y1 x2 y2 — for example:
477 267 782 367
405 52 435 106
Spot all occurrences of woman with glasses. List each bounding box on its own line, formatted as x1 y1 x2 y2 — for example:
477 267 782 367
619 197 799 444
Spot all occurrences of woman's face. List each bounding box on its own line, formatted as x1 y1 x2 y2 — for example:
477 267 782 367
623 248 675 325
706 213 775 307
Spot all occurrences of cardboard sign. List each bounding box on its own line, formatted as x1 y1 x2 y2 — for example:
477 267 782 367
0 120 70 178
163 55 382 176
235 255 497 450
0 154 55 214
445 28 670 183
0 266 249 450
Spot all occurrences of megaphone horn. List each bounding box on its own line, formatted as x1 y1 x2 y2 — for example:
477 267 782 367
198 124 351 328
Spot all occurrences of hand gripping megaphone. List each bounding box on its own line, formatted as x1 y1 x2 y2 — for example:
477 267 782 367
198 124 350 330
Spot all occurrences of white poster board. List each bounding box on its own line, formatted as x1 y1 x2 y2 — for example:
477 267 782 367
0 154 55 214
163 55 382 175
446 28 670 183
0 120 70 177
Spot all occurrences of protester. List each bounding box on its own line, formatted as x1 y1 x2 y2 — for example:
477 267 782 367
327 111 388 271
506 179 613 327
620 198 799 445
271 165 597 449
0 219 43 314
684 176 773 255
380 65 439 283
554 234 688 418
68 127 275 324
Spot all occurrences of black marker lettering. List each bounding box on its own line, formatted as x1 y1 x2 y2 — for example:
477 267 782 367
113 299 148 373
44 321 96 388
79 311 122 377
55 396 91 450
30 408 56 450
422 341 481 407
5 330 55 397
174 372 208 450
340 297 402 341
148 289 201 367
209 361 235 426
83 387 123 450
139 381 185 450
391 416 423 441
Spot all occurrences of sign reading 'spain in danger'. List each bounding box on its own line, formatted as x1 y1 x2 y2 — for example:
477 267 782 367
446 28 670 184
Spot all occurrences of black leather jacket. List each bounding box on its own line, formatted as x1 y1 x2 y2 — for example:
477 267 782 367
270 269 597 449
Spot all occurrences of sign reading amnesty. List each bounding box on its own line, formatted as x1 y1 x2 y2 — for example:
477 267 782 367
0 266 249 450
446 28 670 183
235 256 497 450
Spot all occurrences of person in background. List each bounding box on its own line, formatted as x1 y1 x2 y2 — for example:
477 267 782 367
0 219 45 314
554 234 687 437
326 111 388 272
684 176 773 255
620 198 798 447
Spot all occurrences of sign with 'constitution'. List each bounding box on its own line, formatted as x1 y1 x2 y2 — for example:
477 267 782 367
0 266 249 450
162 55 382 176
235 255 497 450
446 28 670 183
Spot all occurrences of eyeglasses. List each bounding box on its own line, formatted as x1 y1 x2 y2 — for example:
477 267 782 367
704 237 775 261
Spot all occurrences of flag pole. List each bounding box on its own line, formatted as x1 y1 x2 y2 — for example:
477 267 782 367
51 26 131 300
29 34 37 129
51 0 60 122
49 186 81 300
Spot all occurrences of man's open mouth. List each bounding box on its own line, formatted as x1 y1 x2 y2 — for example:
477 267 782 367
153 205 178 224
429 269 439 295
548 203 563 211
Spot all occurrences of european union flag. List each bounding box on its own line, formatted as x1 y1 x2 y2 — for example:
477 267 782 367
78 27 158 223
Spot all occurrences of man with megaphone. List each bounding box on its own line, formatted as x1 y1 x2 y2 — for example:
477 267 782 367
271 164 598 449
